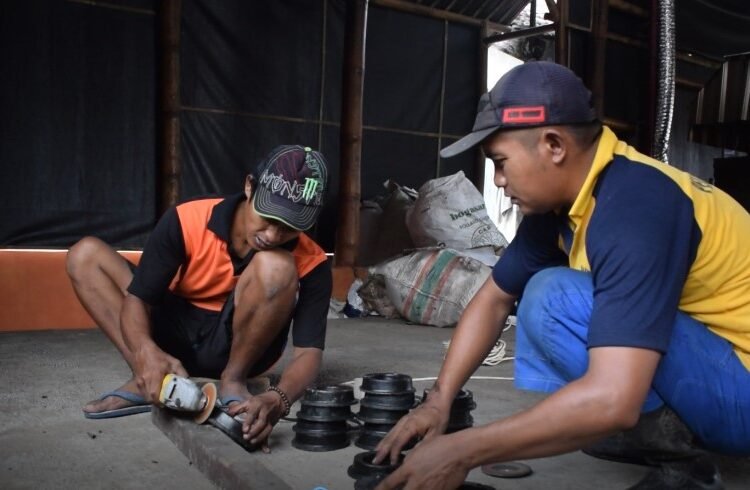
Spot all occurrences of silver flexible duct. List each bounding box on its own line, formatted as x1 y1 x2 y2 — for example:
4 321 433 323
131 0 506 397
654 0 676 164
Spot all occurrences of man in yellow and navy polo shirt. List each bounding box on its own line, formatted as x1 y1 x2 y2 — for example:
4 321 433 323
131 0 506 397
67 145 331 451
374 62 750 489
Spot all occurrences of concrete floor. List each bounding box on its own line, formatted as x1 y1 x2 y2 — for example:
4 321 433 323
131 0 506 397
1 318 747 489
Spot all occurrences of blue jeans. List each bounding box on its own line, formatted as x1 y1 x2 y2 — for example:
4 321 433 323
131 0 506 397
514 267 750 455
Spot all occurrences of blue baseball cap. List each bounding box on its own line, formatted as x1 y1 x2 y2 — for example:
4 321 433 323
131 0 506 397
440 61 597 158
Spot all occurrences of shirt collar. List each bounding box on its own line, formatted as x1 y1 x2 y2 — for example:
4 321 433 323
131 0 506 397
568 126 618 222
206 192 300 270
207 192 246 242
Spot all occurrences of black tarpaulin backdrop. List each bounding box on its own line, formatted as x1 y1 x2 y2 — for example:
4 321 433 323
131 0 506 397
1 0 480 251
0 0 157 248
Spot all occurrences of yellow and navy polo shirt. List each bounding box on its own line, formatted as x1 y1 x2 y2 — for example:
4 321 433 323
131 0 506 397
128 193 331 349
493 126 750 370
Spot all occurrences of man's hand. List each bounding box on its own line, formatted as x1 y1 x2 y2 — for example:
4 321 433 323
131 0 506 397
133 344 188 403
373 399 449 466
376 432 470 490
227 391 284 453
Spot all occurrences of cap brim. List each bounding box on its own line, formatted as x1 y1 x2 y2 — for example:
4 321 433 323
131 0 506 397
439 126 500 158
253 188 320 231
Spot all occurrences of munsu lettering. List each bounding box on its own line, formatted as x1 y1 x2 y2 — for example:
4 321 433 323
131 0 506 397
260 171 322 205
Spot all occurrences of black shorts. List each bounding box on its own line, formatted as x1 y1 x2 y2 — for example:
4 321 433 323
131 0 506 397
150 291 289 379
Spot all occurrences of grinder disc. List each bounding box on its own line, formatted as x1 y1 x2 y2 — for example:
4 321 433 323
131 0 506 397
194 382 217 424
481 462 533 478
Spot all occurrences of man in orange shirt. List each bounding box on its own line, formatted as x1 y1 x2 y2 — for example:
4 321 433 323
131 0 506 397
67 145 331 450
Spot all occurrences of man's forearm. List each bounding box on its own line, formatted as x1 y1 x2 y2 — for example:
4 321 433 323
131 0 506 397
120 293 189 400
275 347 322 403
457 347 661 468
458 379 623 468
120 294 158 356
431 279 515 407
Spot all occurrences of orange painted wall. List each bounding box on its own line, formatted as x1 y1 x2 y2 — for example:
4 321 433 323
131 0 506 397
0 250 356 332
0 250 141 332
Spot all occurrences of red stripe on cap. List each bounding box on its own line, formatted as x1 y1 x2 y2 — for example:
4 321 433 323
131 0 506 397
501 106 546 124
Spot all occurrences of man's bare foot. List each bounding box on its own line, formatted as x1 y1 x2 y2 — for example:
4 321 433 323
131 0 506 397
82 378 146 415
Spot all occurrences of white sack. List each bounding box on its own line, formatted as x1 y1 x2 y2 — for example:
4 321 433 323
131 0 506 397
406 171 508 251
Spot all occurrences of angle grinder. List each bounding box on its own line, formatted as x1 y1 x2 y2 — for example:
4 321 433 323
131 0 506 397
159 374 218 424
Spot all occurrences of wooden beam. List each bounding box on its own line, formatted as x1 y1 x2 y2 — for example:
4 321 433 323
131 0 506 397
65 0 154 15
609 0 648 17
603 117 635 133
335 0 368 267
676 76 705 91
569 24 722 70
483 23 555 44
544 0 559 22
371 0 507 32
159 0 181 213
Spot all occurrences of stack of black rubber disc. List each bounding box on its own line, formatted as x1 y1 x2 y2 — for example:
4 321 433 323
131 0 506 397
292 384 357 451
347 450 404 490
347 450 495 490
421 388 476 433
355 373 415 450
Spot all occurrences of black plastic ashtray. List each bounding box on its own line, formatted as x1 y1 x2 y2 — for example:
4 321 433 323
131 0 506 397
360 392 416 411
422 388 477 412
347 450 404 481
293 419 348 434
447 412 475 428
353 474 388 490
302 384 357 407
457 482 495 489
296 403 353 422
360 422 395 434
446 423 473 434
356 405 409 424
481 461 533 479
354 429 387 450
354 424 417 451
361 373 415 395
452 389 477 411
291 419 350 452
291 431 349 452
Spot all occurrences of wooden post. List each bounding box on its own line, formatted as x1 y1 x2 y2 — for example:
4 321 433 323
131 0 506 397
645 0 658 154
159 0 182 214
555 0 569 66
475 21 489 190
589 0 608 119
334 0 368 269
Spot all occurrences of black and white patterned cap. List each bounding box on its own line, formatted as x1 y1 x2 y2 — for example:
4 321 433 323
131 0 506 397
253 145 328 230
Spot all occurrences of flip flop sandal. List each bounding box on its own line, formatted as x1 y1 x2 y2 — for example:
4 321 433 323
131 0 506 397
83 390 151 419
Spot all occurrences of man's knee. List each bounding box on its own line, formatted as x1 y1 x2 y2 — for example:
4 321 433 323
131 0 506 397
238 250 298 302
518 267 570 318
66 236 106 279
517 267 592 340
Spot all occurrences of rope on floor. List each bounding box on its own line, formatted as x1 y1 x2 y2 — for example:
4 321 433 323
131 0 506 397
442 315 516 368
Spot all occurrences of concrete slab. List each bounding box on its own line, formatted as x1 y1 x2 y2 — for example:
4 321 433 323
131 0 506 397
1 318 748 489
152 407 291 489
0 329 213 490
